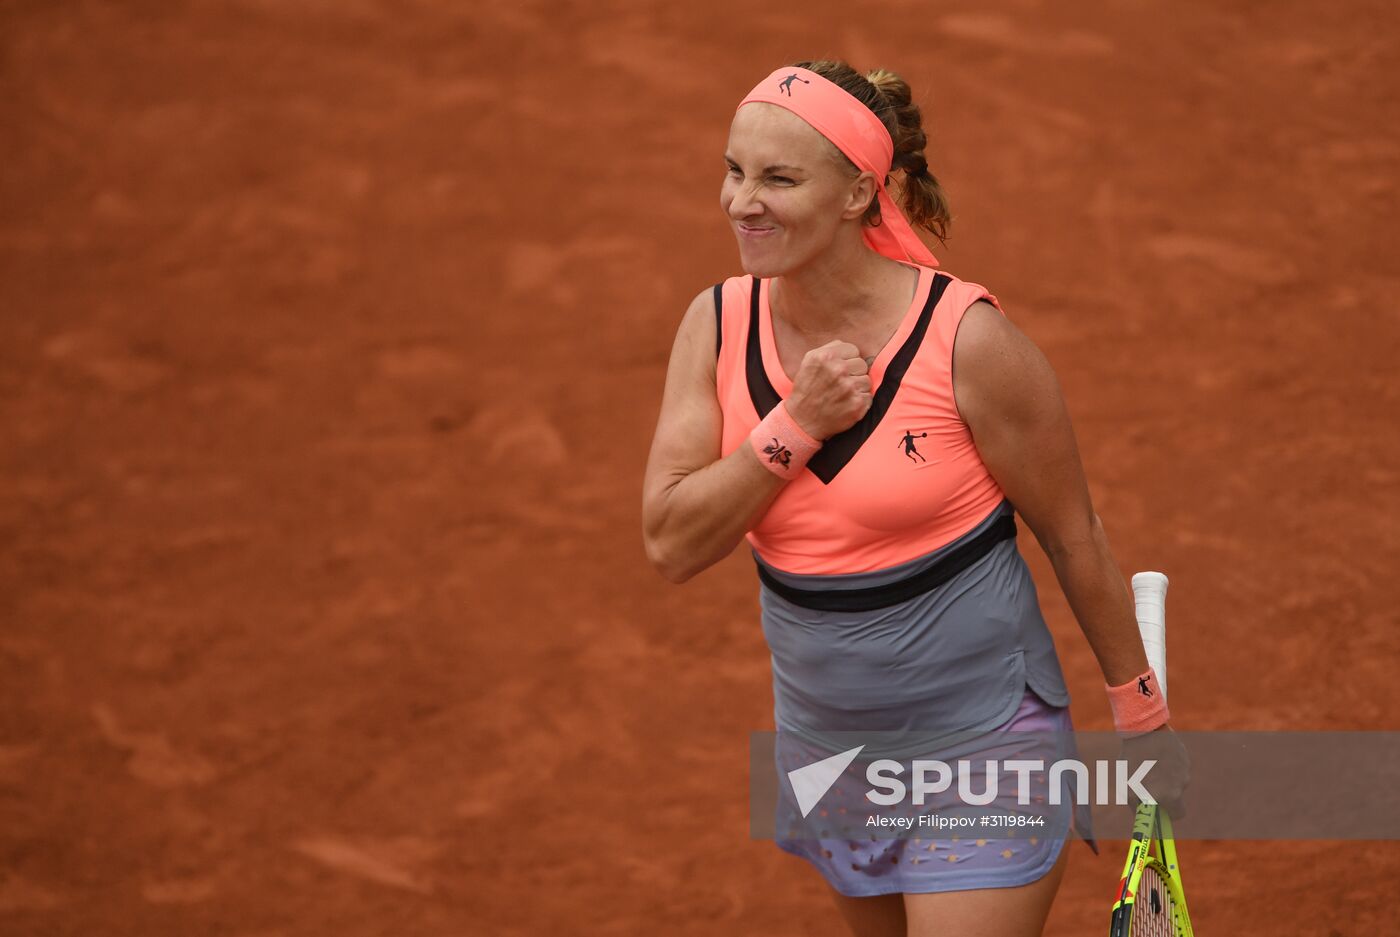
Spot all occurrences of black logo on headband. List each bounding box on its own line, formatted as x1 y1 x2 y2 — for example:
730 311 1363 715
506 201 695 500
778 74 810 96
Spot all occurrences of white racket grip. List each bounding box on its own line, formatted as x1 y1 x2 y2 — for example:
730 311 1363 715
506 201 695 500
1131 571 1169 703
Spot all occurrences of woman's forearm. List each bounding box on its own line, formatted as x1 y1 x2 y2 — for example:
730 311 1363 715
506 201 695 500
1045 515 1150 687
644 444 786 583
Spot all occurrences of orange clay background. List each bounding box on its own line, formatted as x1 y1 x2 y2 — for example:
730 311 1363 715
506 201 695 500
2 1 1398 934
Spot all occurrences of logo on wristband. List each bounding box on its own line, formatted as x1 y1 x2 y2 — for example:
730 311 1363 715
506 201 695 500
762 438 793 468
1138 675 1154 698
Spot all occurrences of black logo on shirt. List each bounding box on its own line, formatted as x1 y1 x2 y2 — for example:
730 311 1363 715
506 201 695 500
778 74 810 96
898 430 928 463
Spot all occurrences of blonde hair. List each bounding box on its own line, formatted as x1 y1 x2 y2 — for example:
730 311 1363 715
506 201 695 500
794 59 952 248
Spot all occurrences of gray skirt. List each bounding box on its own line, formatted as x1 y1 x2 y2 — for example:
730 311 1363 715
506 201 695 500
755 500 1097 893
772 685 1097 896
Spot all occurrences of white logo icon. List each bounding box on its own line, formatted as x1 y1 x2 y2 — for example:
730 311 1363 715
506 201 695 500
787 746 865 818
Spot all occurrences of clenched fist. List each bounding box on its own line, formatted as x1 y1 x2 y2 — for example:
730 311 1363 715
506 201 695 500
785 340 875 442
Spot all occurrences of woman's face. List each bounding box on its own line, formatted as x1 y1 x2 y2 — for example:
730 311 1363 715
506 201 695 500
721 103 877 277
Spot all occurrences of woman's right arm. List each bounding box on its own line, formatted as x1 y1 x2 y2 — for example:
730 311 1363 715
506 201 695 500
641 287 788 583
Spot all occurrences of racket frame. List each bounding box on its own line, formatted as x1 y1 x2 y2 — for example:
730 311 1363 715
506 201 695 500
1109 803 1193 936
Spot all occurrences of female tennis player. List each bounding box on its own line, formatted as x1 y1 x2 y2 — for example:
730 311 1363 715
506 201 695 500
641 60 1187 937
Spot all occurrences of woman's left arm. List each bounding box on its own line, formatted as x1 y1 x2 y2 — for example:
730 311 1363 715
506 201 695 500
951 300 1148 687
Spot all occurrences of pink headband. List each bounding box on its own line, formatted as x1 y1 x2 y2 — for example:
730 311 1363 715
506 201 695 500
737 66 938 268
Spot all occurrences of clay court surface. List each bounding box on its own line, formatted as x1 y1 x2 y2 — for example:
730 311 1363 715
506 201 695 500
3 1 1398 933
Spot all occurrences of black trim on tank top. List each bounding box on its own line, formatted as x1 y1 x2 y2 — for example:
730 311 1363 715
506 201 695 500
744 277 778 414
745 272 952 484
754 512 1017 611
712 283 723 359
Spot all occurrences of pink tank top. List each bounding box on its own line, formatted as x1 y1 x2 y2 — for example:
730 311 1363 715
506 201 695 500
716 262 1009 575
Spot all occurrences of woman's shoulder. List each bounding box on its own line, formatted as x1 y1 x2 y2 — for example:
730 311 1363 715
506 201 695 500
927 264 1004 316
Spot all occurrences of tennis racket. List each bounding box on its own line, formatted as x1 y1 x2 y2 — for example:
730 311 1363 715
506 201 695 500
1108 571 1194 937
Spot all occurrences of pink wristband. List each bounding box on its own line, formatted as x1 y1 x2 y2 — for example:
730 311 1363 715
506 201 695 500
1106 667 1171 737
748 401 822 478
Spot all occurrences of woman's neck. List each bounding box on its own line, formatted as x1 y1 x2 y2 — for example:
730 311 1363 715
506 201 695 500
770 238 914 339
